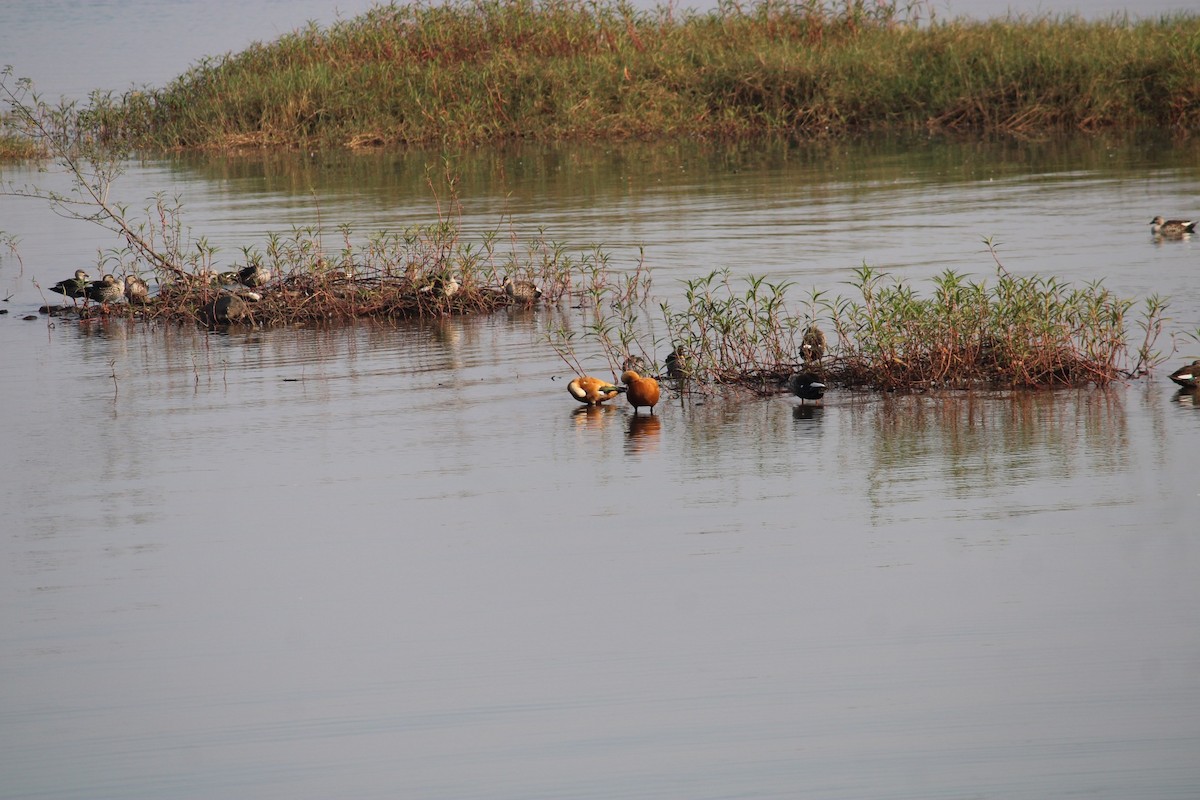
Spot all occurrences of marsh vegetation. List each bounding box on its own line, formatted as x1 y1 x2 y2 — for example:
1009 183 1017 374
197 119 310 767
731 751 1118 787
0 3 1183 393
10 0 1198 151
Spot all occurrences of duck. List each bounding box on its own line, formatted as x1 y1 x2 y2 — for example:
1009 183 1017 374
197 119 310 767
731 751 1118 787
664 348 685 379
84 274 124 306
49 270 91 298
237 263 272 288
801 324 827 362
568 375 624 406
199 293 252 326
503 276 542 303
1150 216 1197 237
621 354 647 374
420 274 460 299
789 371 826 404
1168 359 1200 388
215 270 240 285
123 275 150 304
621 370 661 414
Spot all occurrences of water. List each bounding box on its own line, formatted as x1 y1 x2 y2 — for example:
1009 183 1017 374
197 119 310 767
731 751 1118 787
4 3 1200 800
3 135 1199 800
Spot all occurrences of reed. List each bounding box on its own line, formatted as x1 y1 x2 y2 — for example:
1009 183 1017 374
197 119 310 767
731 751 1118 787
0 65 1173 389
37 0 1197 151
653 254 1165 390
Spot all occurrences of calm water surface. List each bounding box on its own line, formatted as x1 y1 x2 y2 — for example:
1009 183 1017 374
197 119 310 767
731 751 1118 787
4 1 1200 796
2 135 1199 799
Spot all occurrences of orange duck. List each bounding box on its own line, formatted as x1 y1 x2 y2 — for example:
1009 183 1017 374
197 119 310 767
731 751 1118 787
568 376 624 406
620 370 660 414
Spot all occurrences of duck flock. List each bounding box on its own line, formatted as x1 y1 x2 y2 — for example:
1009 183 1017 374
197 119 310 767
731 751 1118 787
567 324 827 414
41 213 1200 406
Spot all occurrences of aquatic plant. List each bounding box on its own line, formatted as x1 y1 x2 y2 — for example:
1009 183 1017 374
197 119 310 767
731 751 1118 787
648 250 1168 390
1 68 595 325
44 0 1200 151
0 66 1173 390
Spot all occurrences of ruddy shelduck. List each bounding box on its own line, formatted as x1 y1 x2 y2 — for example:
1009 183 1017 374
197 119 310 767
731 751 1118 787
620 370 660 414
568 375 624 405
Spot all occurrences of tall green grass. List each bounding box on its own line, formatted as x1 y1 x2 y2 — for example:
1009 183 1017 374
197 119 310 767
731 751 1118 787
76 0 1200 150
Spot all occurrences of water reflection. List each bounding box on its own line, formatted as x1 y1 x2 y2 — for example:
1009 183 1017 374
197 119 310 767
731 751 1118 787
625 413 662 454
792 403 825 425
1171 386 1200 408
850 388 1136 524
5 133 1200 800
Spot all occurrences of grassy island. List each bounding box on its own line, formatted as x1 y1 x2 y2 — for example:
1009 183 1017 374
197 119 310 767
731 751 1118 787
67 0 1200 150
0 1 1181 391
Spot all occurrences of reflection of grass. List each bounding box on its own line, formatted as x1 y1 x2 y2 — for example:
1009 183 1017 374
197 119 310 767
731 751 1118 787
854 387 1130 520
43 0 1200 150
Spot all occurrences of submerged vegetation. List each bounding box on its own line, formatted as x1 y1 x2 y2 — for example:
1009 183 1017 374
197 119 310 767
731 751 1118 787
25 0 1200 151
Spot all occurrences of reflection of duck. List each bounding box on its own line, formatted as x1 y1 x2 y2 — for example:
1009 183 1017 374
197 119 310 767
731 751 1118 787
1168 359 1200 388
789 372 826 404
1150 216 1196 237
504 276 542 303
572 404 619 428
792 404 823 421
621 370 660 414
123 275 150 304
1172 387 1199 407
568 375 623 405
626 413 662 452
49 270 91 298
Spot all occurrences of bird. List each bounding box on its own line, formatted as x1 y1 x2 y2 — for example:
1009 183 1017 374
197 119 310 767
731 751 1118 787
664 348 685 379
620 370 661 414
504 276 542 303
1168 359 1200 388
123 275 150 304
237 263 272 288
421 274 460 299
789 372 826 404
215 270 240 285
621 354 647 374
568 375 624 406
1150 216 1196 237
801 324 827 362
199 293 252 325
84 274 124 306
49 270 91 298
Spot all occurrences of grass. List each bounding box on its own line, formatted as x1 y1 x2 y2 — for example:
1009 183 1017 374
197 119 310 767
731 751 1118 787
575 241 1166 391
47 0 1200 151
0 59 1173 390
